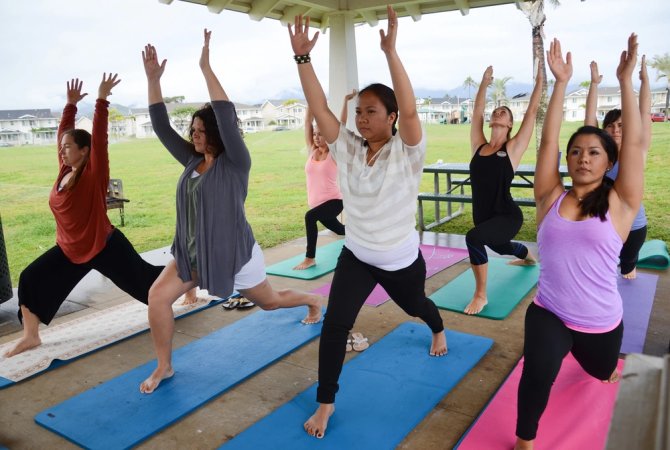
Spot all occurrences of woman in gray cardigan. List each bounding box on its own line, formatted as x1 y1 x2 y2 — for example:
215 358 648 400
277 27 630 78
139 29 323 394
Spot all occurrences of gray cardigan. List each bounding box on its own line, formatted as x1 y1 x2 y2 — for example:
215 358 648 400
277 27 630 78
149 101 255 298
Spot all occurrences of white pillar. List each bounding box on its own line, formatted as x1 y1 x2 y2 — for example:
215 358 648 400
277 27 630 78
328 12 359 129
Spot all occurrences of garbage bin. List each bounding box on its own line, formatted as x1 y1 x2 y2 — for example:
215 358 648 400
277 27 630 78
0 214 12 303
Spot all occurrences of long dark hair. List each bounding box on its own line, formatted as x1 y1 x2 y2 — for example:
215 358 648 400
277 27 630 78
359 83 398 135
500 106 514 140
566 126 618 221
189 103 225 157
61 129 91 190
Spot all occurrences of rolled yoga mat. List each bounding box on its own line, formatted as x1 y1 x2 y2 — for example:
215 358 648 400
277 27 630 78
313 245 469 307
35 306 323 449
265 239 345 280
221 322 493 450
431 257 539 319
636 239 669 270
455 354 624 450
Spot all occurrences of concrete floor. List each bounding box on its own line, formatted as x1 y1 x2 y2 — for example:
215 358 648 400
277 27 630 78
0 231 668 449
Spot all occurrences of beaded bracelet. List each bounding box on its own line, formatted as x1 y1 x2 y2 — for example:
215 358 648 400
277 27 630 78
294 54 311 64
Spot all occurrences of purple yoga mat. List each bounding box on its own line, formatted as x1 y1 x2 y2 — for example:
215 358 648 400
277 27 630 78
313 245 469 307
619 272 659 354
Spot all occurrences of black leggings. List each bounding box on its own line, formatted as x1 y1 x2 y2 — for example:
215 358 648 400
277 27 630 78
304 199 345 259
18 228 164 325
516 303 623 440
620 226 647 275
466 212 528 265
316 246 444 404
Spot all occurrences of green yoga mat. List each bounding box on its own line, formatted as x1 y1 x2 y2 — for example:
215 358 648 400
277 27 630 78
266 239 344 280
637 239 669 270
432 257 539 319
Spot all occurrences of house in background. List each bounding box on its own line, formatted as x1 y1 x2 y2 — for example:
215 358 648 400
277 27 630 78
0 109 57 146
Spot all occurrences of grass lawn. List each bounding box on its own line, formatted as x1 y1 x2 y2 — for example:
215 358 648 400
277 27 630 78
1 122 668 285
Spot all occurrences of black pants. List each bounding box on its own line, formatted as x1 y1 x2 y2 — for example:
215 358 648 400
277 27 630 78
466 211 528 265
620 226 647 275
304 199 345 258
516 303 623 440
18 228 164 325
316 246 444 404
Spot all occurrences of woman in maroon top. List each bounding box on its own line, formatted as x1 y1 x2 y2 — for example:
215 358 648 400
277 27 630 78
4 74 164 358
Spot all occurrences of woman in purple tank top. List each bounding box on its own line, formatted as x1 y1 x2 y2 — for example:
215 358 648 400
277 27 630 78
514 35 645 450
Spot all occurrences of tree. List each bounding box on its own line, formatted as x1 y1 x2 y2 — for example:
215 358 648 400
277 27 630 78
649 53 670 121
519 0 561 152
282 99 300 106
492 76 513 106
108 108 126 141
163 95 185 104
463 76 478 121
579 80 590 88
170 106 198 134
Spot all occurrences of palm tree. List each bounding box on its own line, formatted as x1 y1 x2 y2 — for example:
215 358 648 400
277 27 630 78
463 76 478 121
519 0 561 152
492 77 513 107
649 53 670 121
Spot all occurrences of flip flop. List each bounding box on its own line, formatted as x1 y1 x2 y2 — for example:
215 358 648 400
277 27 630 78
351 332 369 352
236 298 256 309
222 299 240 310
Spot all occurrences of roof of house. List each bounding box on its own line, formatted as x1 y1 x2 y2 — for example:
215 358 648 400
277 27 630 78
0 109 55 120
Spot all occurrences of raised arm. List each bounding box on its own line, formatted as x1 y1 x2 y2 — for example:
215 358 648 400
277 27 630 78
58 79 87 164
380 5 421 146
535 39 572 221
304 106 315 151
584 61 602 127
289 16 340 144
89 73 120 178
340 89 358 124
200 29 229 102
470 66 491 153
638 54 651 160
613 33 644 216
507 68 544 167
143 44 193 166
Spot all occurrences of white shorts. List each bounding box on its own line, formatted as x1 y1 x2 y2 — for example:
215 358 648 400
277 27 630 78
233 242 267 291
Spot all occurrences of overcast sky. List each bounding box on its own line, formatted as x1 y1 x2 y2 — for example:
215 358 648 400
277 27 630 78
0 0 667 110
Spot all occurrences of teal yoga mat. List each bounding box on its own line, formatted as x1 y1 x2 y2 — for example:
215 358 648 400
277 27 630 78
35 306 323 449
266 239 344 280
432 257 539 319
637 239 669 270
221 323 493 449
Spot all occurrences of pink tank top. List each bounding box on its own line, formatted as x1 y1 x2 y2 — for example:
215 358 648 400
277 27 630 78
305 150 342 208
535 191 623 331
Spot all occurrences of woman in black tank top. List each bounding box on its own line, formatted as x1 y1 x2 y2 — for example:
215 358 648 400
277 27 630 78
463 65 543 315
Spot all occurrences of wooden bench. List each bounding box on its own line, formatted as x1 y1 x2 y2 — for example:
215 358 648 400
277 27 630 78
106 178 130 226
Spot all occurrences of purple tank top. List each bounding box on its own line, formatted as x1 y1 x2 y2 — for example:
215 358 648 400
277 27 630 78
535 191 623 331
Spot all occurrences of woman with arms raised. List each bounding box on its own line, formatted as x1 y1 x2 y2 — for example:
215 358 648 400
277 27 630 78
288 6 447 439
515 35 644 450
139 30 322 394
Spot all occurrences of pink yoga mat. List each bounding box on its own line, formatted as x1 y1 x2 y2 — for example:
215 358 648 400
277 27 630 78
457 354 624 450
314 245 468 307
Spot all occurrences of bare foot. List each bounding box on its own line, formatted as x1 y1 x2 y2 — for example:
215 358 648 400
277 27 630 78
180 289 201 305
622 267 637 280
509 254 537 266
4 335 42 357
602 369 620 384
293 258 316 270
139 366 175 394
302 296 323 324
514 437 534 450
464 295 487 315
430 331 448 356
304 403 335 439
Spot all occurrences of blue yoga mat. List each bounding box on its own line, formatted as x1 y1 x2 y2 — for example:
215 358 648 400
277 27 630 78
432 257 539 319
265 239 344 280
35 306 323 449
221 323 493 449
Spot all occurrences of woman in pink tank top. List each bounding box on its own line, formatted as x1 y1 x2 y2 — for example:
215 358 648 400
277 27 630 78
292 93 355 270
514 35 646 450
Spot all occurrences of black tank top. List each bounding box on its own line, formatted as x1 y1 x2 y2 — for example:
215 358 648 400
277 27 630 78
469 142 519 224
